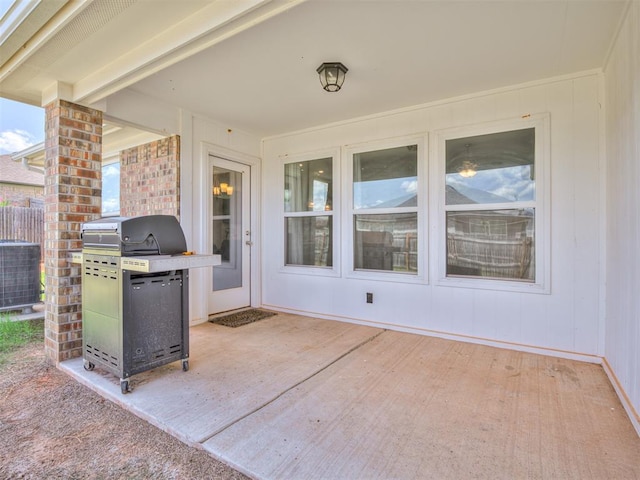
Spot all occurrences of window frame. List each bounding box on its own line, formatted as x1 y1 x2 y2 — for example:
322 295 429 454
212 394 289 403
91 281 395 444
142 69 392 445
433 114 550 294
344 134 428 283
280 148 341 277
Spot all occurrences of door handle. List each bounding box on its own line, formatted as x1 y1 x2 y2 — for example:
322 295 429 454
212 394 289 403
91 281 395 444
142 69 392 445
245 241 253 246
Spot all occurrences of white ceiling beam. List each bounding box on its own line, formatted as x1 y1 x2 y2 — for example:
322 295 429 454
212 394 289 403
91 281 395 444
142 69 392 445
42 80 73 105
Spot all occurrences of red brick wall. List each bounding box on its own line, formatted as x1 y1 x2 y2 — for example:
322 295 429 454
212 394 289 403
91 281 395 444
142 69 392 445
44 100 102 363
0 184 44 207
119 136 180 218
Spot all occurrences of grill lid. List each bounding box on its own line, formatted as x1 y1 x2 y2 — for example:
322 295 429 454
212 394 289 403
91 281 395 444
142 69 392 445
81 215 187 255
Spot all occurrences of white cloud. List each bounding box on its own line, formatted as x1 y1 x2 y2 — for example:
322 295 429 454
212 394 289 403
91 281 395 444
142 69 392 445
0 129 36 154
401 180 418 193
103 164 120 177
102 197 120 214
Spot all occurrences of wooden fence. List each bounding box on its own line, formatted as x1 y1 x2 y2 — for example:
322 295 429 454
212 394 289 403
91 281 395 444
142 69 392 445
447 234 533 280
0 206 44 261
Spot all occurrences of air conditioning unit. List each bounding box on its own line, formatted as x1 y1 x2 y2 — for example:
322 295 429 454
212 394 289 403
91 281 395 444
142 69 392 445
0 241 40 311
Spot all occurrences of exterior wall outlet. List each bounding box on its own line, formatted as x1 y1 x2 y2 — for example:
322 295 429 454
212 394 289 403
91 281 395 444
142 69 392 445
366 292 373 303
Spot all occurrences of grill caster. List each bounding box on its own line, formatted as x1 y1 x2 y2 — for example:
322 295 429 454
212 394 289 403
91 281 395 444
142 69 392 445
182 359 189 372
120 379 131 394
83 360 95 371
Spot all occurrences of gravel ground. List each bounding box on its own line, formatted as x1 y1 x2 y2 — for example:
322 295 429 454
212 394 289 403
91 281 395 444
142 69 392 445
0 341 249 480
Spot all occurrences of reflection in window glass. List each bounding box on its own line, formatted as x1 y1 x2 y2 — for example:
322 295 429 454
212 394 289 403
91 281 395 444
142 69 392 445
212 167 242 291
446 209 534 281
285 158 332 212
213 168 241 261
284 156 334 268
354 213 417 273
445 129 534 205
352 144 419 275
286 216 332 267
353 146 417 209
444 127 537 283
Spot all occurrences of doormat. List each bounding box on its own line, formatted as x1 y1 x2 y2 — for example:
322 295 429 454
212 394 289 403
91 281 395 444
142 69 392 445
208 309 276 328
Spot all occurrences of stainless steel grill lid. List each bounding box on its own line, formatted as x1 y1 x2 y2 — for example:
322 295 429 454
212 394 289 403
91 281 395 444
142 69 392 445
81 215 187 255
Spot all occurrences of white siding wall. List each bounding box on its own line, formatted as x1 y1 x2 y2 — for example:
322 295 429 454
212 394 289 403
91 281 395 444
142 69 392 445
262 73 604 359
604 1 640 431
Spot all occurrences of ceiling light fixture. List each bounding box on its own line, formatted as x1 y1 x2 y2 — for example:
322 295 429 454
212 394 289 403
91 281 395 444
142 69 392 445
316 62 348 92
457 144 478 178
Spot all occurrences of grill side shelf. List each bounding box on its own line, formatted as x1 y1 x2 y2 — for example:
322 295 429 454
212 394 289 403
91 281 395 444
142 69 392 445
71 252 221 272
120 254 221 273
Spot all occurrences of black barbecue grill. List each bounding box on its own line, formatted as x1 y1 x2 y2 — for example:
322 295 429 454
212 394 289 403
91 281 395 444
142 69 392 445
79 215 199 393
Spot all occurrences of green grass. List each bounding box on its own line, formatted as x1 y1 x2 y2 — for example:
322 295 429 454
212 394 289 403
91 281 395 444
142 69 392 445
0 314 43 365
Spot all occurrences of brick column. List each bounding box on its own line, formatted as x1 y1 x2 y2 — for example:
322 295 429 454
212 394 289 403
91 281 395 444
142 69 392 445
44 100 102 363
120 135 180 218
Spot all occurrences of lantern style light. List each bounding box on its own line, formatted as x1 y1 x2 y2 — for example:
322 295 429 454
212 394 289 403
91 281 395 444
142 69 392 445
316 62 348 92
457 144 478 178
457 160 478 178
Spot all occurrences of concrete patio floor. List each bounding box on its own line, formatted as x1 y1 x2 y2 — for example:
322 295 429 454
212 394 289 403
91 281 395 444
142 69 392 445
61 313 640 479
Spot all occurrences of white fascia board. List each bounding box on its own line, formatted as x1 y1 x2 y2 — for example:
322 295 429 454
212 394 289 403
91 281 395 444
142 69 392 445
0 0 89 85
75 0 307 105
0 0 40 44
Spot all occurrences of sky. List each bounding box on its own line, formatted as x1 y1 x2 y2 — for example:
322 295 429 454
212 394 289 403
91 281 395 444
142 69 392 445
0 98 44 154
0 0 14 22
446 165 535 204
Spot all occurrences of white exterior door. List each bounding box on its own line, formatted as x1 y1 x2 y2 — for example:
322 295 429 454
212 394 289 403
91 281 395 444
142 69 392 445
208 156 251 314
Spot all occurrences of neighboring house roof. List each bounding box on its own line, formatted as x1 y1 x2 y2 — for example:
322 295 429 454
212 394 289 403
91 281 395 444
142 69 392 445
0 154 44 187
445 184 513 205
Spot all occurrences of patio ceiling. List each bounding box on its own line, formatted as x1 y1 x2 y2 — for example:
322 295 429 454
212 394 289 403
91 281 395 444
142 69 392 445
0 0 629 138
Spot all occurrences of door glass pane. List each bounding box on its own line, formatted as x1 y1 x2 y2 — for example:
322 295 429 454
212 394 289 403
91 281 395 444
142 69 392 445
213 167 242 291
445 129 535 205
354 213 417 273
286 216 332 267
353 145 417 209
446 209 535 281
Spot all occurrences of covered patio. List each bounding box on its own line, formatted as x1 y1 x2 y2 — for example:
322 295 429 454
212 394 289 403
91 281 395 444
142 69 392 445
61 312 640 480
2 1 639 475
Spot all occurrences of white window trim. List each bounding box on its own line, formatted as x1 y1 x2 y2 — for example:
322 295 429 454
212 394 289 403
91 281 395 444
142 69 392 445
279 148 341 277
431 114 551 294
343 134 428 284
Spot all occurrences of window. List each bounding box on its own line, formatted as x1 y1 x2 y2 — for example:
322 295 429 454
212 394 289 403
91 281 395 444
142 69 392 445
352 144 418 274
284 157 333 267
102 162 120 216
441 120 548 288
